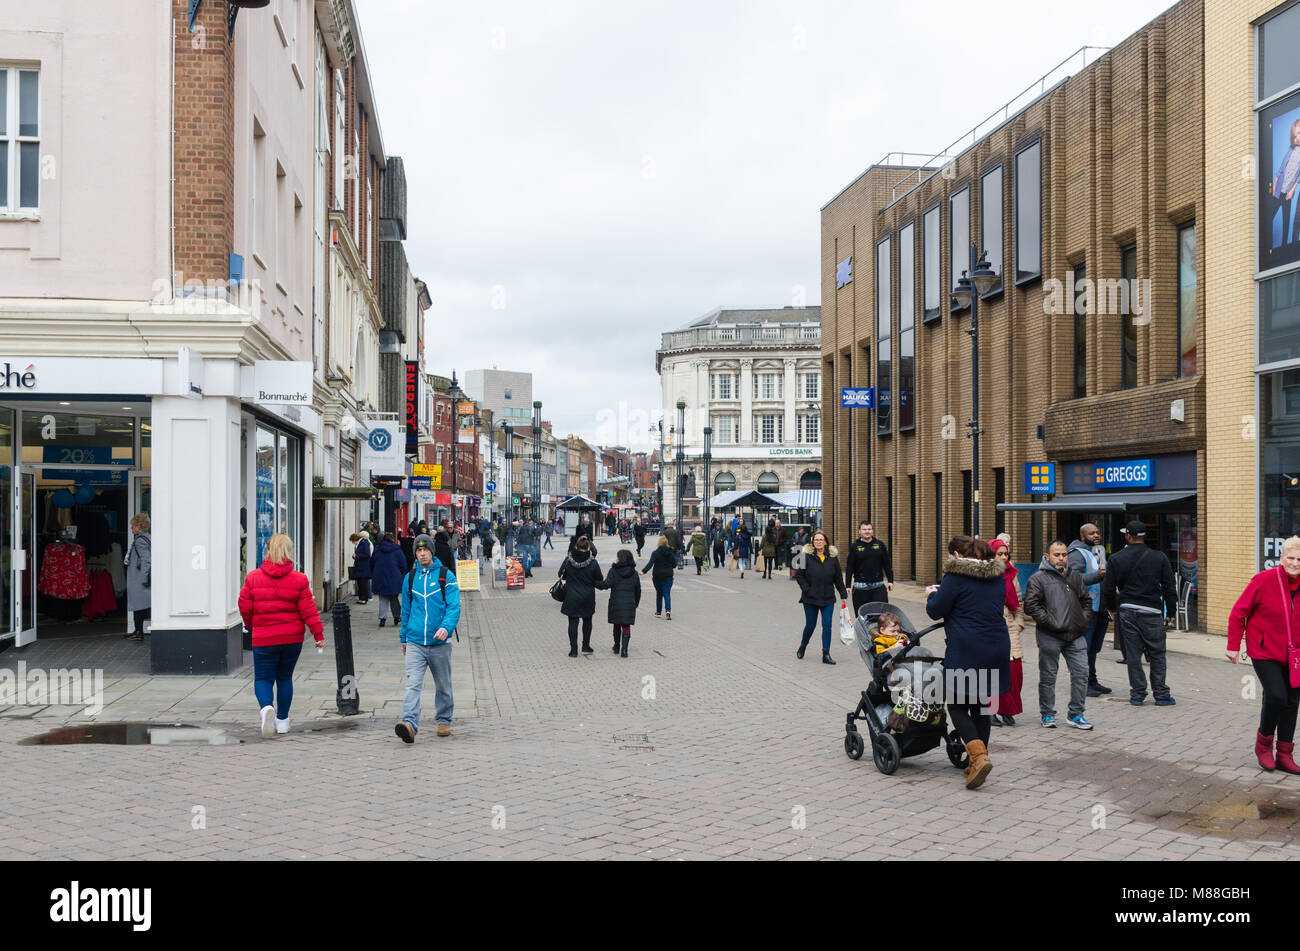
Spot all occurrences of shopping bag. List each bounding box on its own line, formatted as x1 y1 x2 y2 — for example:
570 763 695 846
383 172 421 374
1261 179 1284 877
755 553 765 572
839 604 856 647
728 553 738 573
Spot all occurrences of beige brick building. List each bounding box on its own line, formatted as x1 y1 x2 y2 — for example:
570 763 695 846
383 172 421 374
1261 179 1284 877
821 3 1209 623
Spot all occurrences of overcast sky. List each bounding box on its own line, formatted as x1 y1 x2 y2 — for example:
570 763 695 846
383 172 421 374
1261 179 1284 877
363 0 1177 448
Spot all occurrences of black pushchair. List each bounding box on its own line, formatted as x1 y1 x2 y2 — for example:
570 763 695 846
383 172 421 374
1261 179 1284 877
843 601 969 775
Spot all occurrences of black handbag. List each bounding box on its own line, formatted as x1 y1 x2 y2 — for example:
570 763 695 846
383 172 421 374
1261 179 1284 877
347 566 357 581
550 558 569 602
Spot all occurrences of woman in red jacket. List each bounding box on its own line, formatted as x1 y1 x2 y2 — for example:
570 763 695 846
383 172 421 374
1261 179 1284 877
239 533 324 738
1228 535 1300 773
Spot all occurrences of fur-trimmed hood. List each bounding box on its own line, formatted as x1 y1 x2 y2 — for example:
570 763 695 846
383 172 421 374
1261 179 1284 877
941 555 1005 579
802 543 839 558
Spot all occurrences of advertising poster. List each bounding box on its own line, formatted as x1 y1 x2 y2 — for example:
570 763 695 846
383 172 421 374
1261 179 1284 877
505 556 525 590
456 559 480 592
1260 89 1300 273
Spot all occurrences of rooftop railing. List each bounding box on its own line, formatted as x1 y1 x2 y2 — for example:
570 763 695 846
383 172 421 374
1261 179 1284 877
659 324 820 353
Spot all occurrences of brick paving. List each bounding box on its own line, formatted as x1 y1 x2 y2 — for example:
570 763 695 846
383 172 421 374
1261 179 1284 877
0 552 1297 860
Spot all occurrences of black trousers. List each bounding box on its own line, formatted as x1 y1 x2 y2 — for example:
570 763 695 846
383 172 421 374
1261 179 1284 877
712 544 725 567
851 585 887 616
947 703 991 746
567 615 593 649
763 556 773 578
1118 610 1170 702
1255 658 1300 742
694 556 703 574
132 609 151 635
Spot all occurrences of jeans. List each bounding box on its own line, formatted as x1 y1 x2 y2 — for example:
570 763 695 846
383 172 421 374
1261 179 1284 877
653 577 673 613
522 547 535 573
544 534 554 549
377 594 401 623
1083 608 1109 683
1036 630 1089 719
253 642 303 718
1118 609 1170 702
1255 658 1300 742
401 642 453 732
800 602 835 652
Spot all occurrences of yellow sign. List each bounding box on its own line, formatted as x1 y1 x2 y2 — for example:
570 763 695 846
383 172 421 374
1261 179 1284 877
414 463 443 489
456 559 480 592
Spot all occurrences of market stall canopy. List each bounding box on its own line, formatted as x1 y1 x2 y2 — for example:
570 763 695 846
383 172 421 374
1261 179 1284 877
707 489 781 509
555 494 604 510
995 490 1195 512
765 489 822 509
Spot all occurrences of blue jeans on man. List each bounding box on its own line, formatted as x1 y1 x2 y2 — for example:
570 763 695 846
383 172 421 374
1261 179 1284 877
400 642 453 735
253 642 303 719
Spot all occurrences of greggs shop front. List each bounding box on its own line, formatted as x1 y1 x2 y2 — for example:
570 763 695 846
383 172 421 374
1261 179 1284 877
0 355 316 673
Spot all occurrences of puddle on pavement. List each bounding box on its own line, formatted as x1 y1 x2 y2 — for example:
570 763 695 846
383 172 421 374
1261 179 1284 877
1044 748 1300 843
19 719 359 747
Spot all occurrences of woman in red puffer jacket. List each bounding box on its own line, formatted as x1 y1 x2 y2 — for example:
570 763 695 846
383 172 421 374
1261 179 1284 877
1229 537 1300 774
239 533 324 739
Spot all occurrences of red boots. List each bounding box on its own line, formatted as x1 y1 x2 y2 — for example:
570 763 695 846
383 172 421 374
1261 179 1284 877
1257 732 1277 771
1277 740 1300 774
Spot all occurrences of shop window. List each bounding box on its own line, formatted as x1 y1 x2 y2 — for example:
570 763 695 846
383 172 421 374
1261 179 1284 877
1260 269 1300 364
22 412 135 468
877 235 892 435
1259 3 1300 102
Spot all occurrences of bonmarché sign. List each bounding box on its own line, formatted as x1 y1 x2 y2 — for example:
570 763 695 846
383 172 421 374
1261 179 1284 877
243 361 313 406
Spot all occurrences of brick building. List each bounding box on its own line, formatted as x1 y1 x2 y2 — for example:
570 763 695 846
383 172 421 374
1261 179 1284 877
821 3 1206 623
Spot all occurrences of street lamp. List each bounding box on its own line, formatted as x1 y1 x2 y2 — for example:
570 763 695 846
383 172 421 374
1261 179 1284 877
532 400 543 522
675 399 686 538
657 418 665 523
503 422 514 532
449 371 463 532
951 248 998 537
702 425 713 531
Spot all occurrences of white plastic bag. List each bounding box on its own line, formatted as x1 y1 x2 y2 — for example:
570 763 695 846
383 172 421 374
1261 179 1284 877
839 604 855 646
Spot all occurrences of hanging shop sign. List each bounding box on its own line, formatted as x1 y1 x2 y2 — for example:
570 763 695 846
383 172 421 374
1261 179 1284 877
413 463 442 489
1024 462 1055 495
405 361 420 452
243 360 313 406
457 401 477 445
360 421 405 477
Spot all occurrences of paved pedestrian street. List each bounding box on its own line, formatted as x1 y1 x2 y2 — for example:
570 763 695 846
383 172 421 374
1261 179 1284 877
0 560 1295 861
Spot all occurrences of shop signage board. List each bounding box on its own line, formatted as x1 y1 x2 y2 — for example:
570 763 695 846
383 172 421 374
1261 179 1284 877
1024 462 1055 494
405 361 420 452
410 477 431 489
360 421 405 477
505 556 525 590
457 401 477 445
0 357 163 394
1092 459 1154 489
841 387 874 408
456 560 480 592
244 361 313 406
413 463 442 489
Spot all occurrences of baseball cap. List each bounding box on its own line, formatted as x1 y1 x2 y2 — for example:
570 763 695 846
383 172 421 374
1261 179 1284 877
1123 520 1147 537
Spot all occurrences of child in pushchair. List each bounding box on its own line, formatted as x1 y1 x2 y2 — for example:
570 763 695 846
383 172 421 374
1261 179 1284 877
843 601 970 775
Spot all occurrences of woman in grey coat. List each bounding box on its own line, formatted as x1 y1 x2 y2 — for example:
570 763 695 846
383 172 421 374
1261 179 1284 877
124 513 152 641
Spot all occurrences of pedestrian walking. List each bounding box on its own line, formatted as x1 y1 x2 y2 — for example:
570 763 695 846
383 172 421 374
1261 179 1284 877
371 533 408 628
238 532 324 738
1067 523 1112 696
1228 536 1300 773
433 527 456 572
481 529 496 564
124 513 152 641
711 524 726 567
394 534 461 742
663 522 682 568
1024 540 1094 731
761 519 778 579
1101 520 1178 707
925 536 1010 790
557 536 607 656
988 539 1024 726
633 518 646 556
352 530 373 603
688 524 709 574
794 530 848 665
845 521 894 613
544 520 554 549
642 536 677 620
734 524 753 578
568 528 598 557
772 517 785 570
605 549 642 657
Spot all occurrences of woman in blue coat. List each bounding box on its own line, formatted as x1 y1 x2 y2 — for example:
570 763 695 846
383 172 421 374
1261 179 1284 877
371 533 408 627
925 536 1011 790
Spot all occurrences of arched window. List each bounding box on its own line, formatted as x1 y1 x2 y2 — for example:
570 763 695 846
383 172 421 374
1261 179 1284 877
800 470 822 489
757 472 780 493
714 472 736 493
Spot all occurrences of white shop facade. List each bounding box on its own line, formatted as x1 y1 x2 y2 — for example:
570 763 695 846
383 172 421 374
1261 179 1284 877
0 353 319 674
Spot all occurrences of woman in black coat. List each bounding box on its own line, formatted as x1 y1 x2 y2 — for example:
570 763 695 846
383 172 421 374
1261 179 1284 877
558 537 607 657
641 536 677 619
795 530 848 665
604 550 642 657
925 536 1011 790
352 531 374 603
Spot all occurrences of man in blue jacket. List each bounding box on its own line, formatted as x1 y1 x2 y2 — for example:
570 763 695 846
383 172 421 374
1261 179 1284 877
395 534 461 743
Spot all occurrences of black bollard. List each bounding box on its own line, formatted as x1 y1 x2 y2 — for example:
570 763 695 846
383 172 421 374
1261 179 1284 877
332 601 361 715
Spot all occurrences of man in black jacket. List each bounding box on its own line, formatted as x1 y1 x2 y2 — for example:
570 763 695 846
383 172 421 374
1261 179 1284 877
1101 520 1178 707
845 521 894 613
1024 541 1094 730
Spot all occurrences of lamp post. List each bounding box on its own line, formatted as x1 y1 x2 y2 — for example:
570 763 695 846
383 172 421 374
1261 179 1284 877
532 400 543 522
449 372 463 531
502 422 514 532
657 418 665 523
675 399 686 538
950 247 998 538
702 425 713 531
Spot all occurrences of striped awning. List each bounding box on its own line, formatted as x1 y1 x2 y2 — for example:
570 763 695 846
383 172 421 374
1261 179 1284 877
765 489 822 509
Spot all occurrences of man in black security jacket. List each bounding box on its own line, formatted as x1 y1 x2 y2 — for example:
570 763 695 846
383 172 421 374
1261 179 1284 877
1101 520 1178 707
845 521 894 614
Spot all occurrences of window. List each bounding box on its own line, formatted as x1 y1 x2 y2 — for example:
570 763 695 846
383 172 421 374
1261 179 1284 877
877 236 892 434
922 204 941 322
714 472 736 494
0 66 39 213
1073 262 1087 398
981 165 1003 294
753 372 781 400
252 120 266 265
1015 141 1042 282
961 469 972 536
1178 224 1197 377
802 371 820 400
755 414 783 444
898 222 916 431
1260 2 1300 102
757 472 780 493
1122 245 1138 389
950 187 970 311
797 414 819 444
994 468 1005 537
1260 269 1300 364
333 70 345 207
710 415 736 444
711 372 735 401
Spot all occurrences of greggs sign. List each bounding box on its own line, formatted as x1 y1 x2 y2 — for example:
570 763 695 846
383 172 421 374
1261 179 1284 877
405 361 419 453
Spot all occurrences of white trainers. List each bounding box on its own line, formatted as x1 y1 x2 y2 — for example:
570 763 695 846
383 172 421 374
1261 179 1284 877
260 705 276 738
275 717 290 734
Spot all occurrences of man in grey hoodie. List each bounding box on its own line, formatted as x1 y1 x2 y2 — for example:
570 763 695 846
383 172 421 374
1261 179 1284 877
1067 523 1111 697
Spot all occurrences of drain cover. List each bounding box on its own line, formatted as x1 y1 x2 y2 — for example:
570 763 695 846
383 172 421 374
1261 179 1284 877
613 732 654 751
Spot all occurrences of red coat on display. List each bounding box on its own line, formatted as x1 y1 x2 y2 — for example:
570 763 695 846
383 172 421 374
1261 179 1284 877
238 559 324 648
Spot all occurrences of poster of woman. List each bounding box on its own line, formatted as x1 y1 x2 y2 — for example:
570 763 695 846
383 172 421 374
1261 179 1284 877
1261 91 1300 272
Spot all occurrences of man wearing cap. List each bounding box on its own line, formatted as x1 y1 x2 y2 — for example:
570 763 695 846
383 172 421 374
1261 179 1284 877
1101 520 1179 707
395 534 460 743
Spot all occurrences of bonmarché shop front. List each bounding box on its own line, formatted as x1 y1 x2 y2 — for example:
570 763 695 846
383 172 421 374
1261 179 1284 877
0 355 317 673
